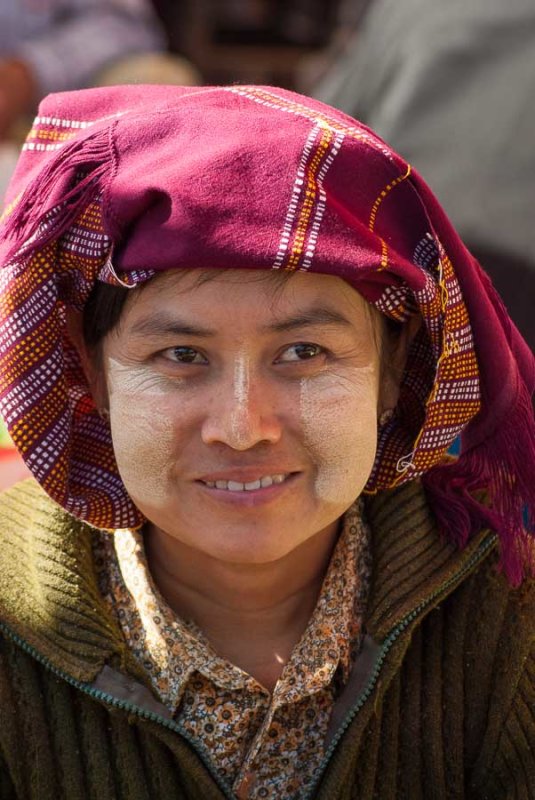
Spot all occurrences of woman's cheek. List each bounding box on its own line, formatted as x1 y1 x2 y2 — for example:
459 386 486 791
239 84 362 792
299 367 378 510
109 400 175 508
106 359 180 508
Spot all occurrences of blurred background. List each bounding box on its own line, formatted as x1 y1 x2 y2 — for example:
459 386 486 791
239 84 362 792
0 0 533 488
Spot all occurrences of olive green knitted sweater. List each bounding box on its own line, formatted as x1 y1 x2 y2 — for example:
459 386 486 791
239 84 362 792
0 479 533 800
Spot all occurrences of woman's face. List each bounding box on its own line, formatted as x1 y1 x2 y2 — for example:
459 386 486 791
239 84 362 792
96 269 390 563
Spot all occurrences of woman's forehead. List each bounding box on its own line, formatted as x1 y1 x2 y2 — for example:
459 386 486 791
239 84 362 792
119 268 375 331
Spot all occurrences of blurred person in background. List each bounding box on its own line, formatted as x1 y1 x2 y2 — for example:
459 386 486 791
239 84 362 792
0 0 200 202
314 0 535 351
0 0 164 141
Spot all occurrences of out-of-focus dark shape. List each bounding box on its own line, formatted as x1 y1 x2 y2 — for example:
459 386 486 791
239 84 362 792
157 0 342 87
314 0 535 351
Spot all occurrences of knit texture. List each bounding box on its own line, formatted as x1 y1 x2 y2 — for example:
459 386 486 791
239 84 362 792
0 479 533 799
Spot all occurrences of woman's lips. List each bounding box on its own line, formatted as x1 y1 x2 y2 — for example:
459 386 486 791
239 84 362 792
201 473 288 492
196 471 298 504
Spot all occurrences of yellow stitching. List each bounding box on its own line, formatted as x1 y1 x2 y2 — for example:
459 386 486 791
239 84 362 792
379 238 388 271
369 165 412 232
285 127 333 271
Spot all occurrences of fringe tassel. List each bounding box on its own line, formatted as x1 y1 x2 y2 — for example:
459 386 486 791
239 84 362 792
423 378 535 587
2 126 112 264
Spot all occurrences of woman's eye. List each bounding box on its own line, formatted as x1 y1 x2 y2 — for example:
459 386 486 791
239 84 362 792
163 346 207 364
278 343 324 362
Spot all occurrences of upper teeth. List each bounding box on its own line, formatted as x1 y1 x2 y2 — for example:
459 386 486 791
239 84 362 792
203 474 288 491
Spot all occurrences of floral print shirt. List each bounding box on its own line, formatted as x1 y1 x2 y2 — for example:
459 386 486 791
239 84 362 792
92 501 370 800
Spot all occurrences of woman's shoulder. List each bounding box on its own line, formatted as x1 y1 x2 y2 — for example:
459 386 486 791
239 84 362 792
0 476 99 587
0 477 84 531
0 479 120 679
364 478 535 642
0 478 70 522
0 478 92 592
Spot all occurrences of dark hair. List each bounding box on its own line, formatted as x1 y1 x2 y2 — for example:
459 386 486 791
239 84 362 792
82 281 131 350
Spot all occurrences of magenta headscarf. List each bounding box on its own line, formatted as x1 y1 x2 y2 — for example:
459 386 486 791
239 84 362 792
0 85 533 583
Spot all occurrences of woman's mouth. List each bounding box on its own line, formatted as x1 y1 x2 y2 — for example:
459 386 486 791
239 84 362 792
201 473 289 492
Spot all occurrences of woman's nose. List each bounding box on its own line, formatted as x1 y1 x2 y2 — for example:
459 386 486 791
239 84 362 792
200 363 282 450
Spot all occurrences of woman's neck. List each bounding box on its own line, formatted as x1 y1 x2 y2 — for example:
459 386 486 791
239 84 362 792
144 521 340 691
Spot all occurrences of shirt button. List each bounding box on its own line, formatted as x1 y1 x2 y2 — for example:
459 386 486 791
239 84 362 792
235 771 256 799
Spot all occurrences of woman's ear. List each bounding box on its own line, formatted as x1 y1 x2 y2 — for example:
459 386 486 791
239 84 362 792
65 308 109 411
379 314 422 415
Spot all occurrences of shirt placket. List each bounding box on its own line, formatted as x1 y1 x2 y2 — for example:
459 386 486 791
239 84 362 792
232 649 340 799
232 693 281 799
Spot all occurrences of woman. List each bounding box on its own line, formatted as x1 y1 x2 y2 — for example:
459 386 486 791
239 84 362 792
0 85 532 800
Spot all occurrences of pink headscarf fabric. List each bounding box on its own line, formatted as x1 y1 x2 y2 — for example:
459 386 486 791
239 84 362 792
0 85 533 582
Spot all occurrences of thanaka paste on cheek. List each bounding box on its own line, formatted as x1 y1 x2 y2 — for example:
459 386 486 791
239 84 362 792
106 358 177 507
299 364 378 508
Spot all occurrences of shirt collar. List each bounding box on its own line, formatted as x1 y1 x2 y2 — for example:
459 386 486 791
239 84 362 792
274 499 371 703
97 499 371 710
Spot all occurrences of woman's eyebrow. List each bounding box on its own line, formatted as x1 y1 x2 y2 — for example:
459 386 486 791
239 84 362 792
128 306 353 338
263 307 353 333
129 313 216 338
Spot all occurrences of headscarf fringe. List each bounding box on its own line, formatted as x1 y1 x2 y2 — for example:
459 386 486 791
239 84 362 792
2 127 111 264
423 380 535 587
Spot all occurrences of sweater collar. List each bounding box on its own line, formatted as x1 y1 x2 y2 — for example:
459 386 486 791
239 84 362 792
0 478 495 684
364 481 495 639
